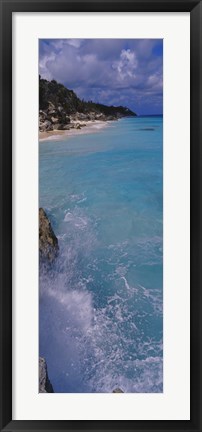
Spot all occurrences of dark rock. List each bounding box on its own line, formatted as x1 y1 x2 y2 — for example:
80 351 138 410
39 357 54 393
53 123 67 130
89 112 96 121
58 113 67 124
76 113 88 121
55 124 63 130
51 116 59 124
62 124 71 130
106 115 116 121
39 110 48 120
39 208 59 262
112 387 124 393
48 109 57 116
47 101 55 111
39 120 53 132
95 113 107 121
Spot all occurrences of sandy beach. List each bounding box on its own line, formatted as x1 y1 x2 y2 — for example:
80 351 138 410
39 120 112 142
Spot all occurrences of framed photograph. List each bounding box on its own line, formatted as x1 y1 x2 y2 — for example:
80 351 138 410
0 0 201 431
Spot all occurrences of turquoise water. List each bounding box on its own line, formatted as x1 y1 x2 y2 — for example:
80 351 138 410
39 116 163 393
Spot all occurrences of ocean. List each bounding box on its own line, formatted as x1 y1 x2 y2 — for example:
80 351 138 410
39 116 163 393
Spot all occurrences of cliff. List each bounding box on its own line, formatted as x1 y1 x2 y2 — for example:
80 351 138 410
39 76 136 132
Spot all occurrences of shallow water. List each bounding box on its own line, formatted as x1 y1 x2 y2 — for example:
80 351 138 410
39 116 163 393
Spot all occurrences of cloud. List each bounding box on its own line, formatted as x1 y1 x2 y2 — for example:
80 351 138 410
39 39 163 115
112 49 138 81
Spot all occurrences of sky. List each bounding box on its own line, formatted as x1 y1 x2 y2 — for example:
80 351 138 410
39 39 163 115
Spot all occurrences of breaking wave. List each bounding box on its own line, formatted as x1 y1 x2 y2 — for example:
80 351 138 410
39 204 163 393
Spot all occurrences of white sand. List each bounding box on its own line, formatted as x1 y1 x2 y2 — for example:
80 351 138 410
39 120 112 142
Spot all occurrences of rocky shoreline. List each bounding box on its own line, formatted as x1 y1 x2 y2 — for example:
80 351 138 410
39 119 110 141
39 102 119 134
39 77 136 137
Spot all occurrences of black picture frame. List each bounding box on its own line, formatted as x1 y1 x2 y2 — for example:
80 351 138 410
0 1 201 431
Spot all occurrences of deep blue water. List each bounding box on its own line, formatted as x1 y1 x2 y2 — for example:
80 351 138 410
39 116 163 393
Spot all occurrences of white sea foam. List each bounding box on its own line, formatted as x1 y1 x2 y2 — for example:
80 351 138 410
69 193 87 204
121 276 131 291
40 247 162 393
64 211 88 230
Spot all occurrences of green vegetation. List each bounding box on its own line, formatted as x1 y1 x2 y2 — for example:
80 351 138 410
39 76 136 118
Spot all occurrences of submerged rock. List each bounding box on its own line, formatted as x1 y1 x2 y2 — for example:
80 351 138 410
39 208 59 263
39 357 54 393
112 387 124 393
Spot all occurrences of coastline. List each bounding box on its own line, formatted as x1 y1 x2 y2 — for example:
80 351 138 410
39 120 112 142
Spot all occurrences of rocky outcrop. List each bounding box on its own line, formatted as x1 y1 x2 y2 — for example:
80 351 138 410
39 208 59 263
112 387 124 393
39 357 54 393
39 76 136 132
39 102 71 132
